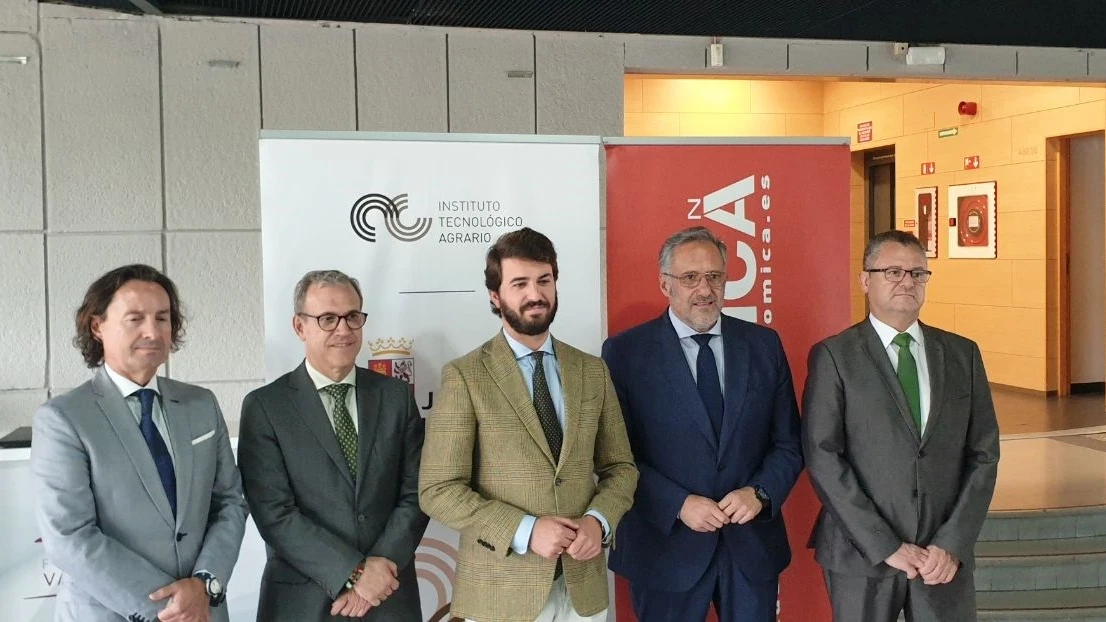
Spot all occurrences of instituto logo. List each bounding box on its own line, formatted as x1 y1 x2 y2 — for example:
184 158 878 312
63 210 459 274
350 193 433 243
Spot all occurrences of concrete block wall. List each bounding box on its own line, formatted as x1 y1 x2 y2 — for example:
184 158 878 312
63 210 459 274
2 0 1103 434
0 3 627 435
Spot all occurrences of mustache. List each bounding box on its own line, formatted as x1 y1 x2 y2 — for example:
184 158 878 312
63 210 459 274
691 296 717 304
522 301 550 311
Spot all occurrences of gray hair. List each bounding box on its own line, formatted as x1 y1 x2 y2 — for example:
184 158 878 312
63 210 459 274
658 226 728 273
293 270 364 313
862 230 926 269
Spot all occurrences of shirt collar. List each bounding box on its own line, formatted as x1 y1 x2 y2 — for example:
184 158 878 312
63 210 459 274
668 307 722 340
103 363 160 398
868 313 923 349
502 328 555 361
304 359 358 391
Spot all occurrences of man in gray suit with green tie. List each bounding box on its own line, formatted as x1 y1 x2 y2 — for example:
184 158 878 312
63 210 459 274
32 264 248 622
238 269 428 621
802 230 1000 621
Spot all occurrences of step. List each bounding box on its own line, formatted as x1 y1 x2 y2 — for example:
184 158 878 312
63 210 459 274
977 536 1106 559
978 606 1106 620
980 507 1106 542
973 536 1106 592
977 587 1106 613
975 553 1106 592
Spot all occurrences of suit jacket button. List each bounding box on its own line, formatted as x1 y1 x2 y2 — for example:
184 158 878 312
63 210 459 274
912 489 918 498
357 514 366 522
917 450 926 459
555 478 563 486
717 464 724 472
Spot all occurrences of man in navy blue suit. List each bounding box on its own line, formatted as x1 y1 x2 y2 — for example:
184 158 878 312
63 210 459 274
602 226 803 622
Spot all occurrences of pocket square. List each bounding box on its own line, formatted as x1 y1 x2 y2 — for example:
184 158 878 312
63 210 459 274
191 430 215 445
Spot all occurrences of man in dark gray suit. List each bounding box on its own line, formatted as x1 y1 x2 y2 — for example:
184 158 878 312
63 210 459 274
238 269 428 621
32 264 248 622
802 230 1000 621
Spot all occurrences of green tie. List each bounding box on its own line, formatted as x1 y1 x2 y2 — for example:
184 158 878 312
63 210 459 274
892 332 922 432
322 383 358 475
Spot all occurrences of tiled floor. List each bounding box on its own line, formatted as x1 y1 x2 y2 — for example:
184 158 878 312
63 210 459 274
991 389 1106 511
994 390 1106 437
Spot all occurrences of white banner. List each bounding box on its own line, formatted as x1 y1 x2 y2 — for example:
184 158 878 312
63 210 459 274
257 132 604 621
1 133 603 622
0 453 57 622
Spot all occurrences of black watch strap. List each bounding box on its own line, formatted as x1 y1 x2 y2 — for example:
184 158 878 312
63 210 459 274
193 571 225 607
753 484 771 509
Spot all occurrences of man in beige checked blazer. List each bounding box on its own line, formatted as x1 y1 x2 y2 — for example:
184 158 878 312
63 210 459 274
420 228 639 622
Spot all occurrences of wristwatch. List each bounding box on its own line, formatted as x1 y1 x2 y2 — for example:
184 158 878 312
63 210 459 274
193 571 225 607
344 559 366 591
752 484 771 512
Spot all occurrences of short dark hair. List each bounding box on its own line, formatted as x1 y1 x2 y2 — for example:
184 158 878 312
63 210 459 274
484 227 559 317
74 264 186 368
863 230 927 269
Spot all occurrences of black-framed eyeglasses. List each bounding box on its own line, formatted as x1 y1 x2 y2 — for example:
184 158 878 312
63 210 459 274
297 311 368 331
865 268 932 283
662 271 727 289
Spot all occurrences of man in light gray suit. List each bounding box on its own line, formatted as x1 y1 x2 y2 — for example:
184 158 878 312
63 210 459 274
32 264 248 622
802 230 1000 621
238 270 428 621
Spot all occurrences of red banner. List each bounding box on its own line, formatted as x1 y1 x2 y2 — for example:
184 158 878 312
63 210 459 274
604 141 851 622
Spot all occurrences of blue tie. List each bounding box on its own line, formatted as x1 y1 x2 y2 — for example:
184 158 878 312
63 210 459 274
692 334 723 438
134 388 177 518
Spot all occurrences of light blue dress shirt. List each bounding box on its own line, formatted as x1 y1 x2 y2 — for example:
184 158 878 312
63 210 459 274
668 307 725 394
502 329 610 554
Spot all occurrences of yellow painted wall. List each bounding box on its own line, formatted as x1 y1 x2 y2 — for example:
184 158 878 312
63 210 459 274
624 75 1106 392
824 82 1105 392
624 77 825 137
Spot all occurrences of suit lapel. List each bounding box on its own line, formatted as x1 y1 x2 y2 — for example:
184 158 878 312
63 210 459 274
288 364 355 488
355 368 384 490
718 318 750 457
160 380 194 527
919 323 946 447
556 339 582 469
655 315 718 452
92 368 175 528
482 332 557 468
858 321 921 443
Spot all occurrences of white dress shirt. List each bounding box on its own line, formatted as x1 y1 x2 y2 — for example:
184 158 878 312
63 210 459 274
304 361 359 434
103 363 175 466
868 314 932 432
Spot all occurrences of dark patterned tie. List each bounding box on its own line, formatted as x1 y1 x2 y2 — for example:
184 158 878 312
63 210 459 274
321 383 358 476
531 351 563 464
691 334 724 438
133 389 177 517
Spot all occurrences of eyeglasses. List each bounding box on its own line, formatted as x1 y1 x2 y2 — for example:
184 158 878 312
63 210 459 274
864 268 932 283
297 311 368 331
662 271 727 289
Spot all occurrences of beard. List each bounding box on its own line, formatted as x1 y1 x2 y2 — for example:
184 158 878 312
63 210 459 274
501 298 559 336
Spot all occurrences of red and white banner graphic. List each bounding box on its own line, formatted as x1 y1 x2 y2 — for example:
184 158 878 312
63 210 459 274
605 140 851 622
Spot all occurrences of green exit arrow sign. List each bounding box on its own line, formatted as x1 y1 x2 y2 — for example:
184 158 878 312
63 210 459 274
938 127 959 138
